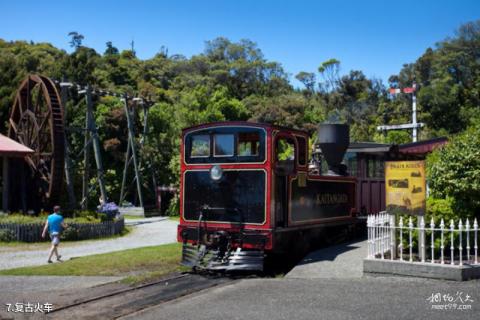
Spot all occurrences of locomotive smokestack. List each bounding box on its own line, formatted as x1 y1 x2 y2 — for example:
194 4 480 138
317 124 349 176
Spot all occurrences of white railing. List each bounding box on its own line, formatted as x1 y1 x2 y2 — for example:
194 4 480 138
367 212 479 265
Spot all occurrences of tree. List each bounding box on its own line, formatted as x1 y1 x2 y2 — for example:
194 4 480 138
104 41 119 55
68 31 84 49
318 58 340 92
295 71 316 95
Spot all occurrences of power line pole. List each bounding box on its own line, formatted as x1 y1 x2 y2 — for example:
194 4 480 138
377 82 424 142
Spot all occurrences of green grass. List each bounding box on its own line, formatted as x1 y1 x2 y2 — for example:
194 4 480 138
168 215 180 222
0 243 187 283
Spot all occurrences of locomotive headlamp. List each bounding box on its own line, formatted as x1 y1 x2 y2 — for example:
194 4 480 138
210 165 223 181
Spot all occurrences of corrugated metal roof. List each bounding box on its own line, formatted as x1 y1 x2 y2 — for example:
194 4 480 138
0 134 34 157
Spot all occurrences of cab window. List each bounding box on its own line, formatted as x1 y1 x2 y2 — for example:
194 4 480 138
185 127 265 164
238 132 260 156
275 136 296 175
214 134 234 157
276 138 295 161
191 135 210 157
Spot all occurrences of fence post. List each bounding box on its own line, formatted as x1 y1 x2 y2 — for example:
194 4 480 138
408 217 413 262
390 214 396 260
373 214 377 257
430 218 435 263
450 220 455 265
466 219 470 262
474 218 478 265
419 216 425 263
381 214 385 260
367 215 372 258
399 217 403 261
459 220 463 266
440 219 445 264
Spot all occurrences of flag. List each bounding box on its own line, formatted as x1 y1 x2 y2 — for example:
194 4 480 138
403 87 415 93
389 88 401 94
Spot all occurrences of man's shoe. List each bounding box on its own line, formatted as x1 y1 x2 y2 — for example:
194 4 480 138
47 260 53 263
57 255 62 261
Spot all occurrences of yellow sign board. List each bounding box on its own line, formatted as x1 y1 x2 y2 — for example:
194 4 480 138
385 160 426 215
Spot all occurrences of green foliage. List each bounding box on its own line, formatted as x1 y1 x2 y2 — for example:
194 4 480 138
427 124 480 217
61 225 80 241
0 229 15 242
1 20 480 209
0 213 100 224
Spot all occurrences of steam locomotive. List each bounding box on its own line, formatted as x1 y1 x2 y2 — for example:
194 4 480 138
177 122 358 271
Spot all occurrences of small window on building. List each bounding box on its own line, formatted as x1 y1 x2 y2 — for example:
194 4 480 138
238 132 260 156
191 135 210 157
296 136 307 166
214 134 234 157
367 156 384 178
343 152 358 176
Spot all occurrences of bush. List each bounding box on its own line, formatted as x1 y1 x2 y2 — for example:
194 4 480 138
61 225 80 241
166 193 180 217
0 229 15 242
427 124 480 218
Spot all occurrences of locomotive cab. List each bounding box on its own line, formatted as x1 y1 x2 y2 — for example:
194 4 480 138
177 122 357 272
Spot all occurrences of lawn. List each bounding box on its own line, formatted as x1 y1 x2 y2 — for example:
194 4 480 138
0 243 188 283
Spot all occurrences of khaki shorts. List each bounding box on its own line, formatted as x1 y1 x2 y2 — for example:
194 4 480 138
50 232 60 246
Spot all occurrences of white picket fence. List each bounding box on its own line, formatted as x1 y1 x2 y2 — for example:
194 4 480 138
367 212 479 265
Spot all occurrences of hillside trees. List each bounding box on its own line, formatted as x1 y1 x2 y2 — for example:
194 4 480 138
1 20 480 210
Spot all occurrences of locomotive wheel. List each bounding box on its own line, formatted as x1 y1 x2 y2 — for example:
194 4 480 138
8 74 65 209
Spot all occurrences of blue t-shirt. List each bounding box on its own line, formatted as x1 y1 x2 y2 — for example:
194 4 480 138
47 214 64 234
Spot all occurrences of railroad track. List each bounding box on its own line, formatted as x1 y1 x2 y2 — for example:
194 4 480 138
45 273 235 319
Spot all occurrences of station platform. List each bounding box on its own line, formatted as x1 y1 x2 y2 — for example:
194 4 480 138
286 239 367 279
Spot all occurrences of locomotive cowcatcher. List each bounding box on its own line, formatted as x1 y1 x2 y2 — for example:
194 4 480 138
177 121 357 271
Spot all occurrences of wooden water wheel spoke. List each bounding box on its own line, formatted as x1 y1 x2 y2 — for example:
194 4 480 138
9 119 19 133
8 75 65 208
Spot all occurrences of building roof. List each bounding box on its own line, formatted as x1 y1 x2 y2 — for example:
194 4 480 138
0 134 34 157
399 137 448 154
346 142 395 153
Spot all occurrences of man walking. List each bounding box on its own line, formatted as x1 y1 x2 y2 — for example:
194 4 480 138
41 205 67 263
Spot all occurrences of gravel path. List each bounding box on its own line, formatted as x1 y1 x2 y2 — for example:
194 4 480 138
286 239 367 279
0 218 178 270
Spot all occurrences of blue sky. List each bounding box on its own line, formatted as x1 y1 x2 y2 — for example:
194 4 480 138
0 0 479 87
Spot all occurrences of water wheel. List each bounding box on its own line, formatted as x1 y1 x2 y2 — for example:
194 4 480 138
7 75 65 211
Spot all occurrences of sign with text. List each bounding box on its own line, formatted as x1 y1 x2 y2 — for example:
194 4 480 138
385 160 426 215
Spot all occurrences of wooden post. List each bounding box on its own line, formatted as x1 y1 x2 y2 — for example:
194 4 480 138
60 81 77 210
86 85 108 203
119 138 131 205
122 95 144 208
82 89 91 210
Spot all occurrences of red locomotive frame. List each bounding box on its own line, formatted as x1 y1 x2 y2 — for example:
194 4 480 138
177 121 357 271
